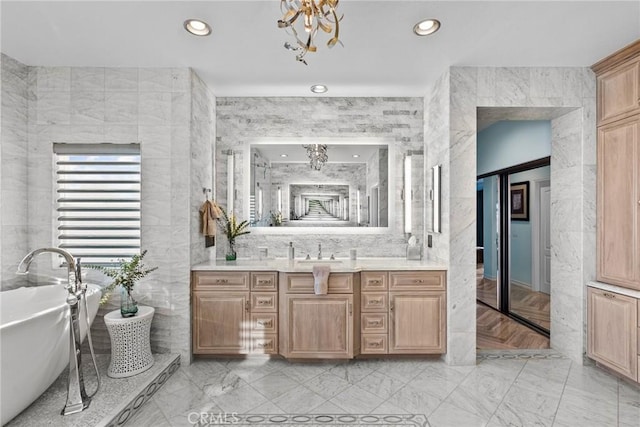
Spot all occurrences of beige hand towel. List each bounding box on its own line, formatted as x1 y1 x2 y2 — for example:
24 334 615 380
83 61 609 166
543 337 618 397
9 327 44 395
312 265 330 295
200 200 223 237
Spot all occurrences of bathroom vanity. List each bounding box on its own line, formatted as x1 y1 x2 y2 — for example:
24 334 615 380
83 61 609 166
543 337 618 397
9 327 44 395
191 259 447 359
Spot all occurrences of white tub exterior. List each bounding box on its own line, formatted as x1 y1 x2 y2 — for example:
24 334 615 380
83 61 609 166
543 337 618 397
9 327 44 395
0 283 101 425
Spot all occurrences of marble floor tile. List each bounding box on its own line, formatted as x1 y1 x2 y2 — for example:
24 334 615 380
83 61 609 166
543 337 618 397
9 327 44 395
357 370 405 400
553 385 618 427
429 400 490 427
89 356 640 426
488 384 560 427
126 398 171 427
329 384 385 413
374 359 431 383
281 362 336 383
211 383 269 413
326 361 376 384
618 381 640 427
306 400 349 414
304 372 352 399
250 371 300 399
270 384 327 413
385 383 444 415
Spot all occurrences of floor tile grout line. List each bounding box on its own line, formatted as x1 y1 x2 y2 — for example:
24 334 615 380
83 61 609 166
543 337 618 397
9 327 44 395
482 357 529 424
549 359 573 426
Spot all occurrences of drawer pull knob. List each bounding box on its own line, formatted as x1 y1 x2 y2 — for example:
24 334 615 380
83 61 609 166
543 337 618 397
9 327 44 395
245 301 250 311
371 299 381 304
371 341 381 346
215 279 229 284
258 280 272 285
257 320 272 327
603 292 616 299
257 342 272 349
371 320 381 325
413 279 424 284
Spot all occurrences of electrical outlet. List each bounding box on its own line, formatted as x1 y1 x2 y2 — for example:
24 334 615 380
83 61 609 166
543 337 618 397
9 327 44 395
427 234 433 248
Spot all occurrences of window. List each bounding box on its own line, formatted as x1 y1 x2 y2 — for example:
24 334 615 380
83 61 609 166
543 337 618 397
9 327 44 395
54 143 141 265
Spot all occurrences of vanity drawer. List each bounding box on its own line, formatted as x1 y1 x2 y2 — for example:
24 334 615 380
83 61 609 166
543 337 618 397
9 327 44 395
281 273 354 293
251 313 278 333
361 293 388 312
362 313 388 333
250 334 278 354
193 272 250 291
389 271 446 291
361 272 388 291
251 272 277 291
251 292 277 312
361 334 388 354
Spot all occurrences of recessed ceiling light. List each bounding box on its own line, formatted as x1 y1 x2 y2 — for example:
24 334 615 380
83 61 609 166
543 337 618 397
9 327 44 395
184 19 212 36
280 154 288 158
310 85 328 94
352 154 360 158
413 19 440 36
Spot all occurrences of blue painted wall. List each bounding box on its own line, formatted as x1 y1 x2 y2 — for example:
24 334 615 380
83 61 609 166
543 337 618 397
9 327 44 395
477 121 551 176
509 166 550 286
478 120 551 287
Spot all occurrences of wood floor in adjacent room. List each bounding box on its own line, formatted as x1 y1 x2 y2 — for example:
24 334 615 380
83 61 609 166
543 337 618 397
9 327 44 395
476 303 550 350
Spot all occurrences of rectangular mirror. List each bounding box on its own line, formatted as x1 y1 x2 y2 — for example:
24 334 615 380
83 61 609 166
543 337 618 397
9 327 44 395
247 142 389 228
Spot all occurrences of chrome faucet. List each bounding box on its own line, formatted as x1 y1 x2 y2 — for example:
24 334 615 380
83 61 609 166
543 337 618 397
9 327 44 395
318 243 322 260
17 247 79 293
16 248 98 415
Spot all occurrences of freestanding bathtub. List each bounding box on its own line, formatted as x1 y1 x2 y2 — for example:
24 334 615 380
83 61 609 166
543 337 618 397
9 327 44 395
0 281 101 425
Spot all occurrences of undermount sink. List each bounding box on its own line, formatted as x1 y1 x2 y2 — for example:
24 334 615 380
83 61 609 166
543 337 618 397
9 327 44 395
296 259 343 264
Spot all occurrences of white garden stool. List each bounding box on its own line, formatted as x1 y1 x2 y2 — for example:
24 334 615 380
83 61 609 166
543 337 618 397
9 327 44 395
104 306 155 378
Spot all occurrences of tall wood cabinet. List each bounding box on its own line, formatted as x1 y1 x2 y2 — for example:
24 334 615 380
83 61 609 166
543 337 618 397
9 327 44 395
593 39 640 290
589 39 640 385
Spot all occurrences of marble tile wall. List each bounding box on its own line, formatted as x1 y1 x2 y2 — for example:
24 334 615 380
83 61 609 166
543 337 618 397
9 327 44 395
0 54 29 290
0 55 214 364
215 97 424 258
425 66 596 365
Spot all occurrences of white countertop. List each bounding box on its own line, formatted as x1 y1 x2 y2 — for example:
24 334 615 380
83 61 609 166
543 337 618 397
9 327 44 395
588 281 640 299
191 257 447 272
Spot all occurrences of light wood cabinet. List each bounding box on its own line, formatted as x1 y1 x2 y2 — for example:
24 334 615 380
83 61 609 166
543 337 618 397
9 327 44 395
587 287 638 381
279 272 360 359
593 39 640 291
192 271 278 355
360 270 446 355
596 57 640 125
597 116 640 288
193 291 249 354
389 291 446 354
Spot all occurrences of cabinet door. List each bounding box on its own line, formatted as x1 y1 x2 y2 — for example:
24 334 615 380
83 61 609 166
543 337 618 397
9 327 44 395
588 288 638 381
598 58 640 125
389 292 446 354
281 294 353 358
597 116 640 289
193 291 249 354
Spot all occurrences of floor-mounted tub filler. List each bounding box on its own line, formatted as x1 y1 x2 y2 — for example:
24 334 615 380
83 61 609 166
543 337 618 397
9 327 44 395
0 248 101 425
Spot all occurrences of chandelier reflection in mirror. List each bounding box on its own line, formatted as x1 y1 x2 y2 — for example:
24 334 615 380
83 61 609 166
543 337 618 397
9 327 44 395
304 144 329 170
277 0 343 65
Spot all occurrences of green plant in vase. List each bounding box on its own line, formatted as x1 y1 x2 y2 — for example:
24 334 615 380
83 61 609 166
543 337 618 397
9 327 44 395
219 207 250 261
88 250 158 317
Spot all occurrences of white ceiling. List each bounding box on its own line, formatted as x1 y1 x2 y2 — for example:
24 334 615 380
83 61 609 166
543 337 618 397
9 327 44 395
2 1 639 97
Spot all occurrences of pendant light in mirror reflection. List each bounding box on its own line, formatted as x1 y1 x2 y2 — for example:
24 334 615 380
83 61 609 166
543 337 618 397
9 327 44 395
277 187 283 213
356 189 361 225
404 154 412 234
431 164 441 233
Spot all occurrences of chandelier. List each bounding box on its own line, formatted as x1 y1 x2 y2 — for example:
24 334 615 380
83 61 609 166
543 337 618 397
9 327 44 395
304 144 328 170
277 0 343 65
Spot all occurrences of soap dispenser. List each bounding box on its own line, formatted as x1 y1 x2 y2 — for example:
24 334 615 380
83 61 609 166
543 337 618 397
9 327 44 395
288 242 295 260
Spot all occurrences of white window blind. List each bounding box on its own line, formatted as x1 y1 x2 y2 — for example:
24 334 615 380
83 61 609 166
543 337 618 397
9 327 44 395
54 143 141 265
